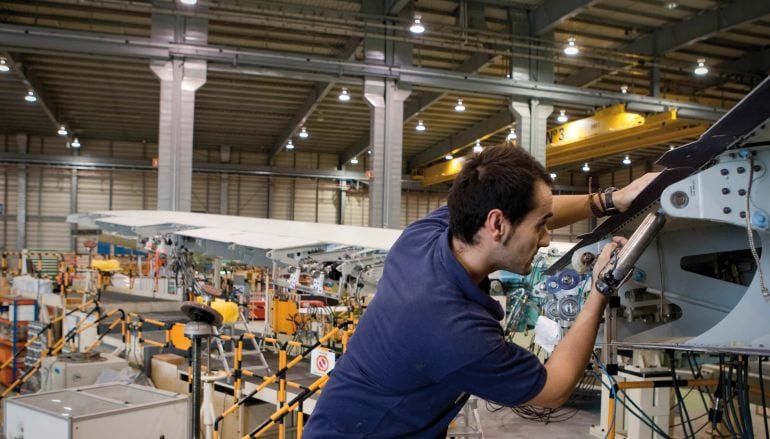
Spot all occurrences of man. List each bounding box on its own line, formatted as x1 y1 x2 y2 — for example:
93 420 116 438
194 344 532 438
304 146 655 438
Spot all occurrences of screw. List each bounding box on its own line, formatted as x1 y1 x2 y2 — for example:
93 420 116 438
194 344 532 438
740 211 746 218
737 166 746 174
723 207 732 214
755 165 762 172
738 189 747 196
722 188 730 194
721 169 729 175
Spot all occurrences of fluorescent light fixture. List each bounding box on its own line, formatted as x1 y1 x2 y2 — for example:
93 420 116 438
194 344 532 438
564 38 579 56
367 149 372 155
0 58 9 73
557 110 568 123
445 153 453 160
550 172 557 180
506 128 517 141
582 162 590 172
286 139 294 150
416 120 426 131
410 15 425 34
179 0 197 4
350 157 359 165
620 85 628 94
472 140 483 154
57 125 68 136
71 138 81 148
338 87 350 102
454 98 465 112
694 58 708 75
669 145 675 151
665 2 678 9
299 126 309 138
24 90 37 102
622 155 631 165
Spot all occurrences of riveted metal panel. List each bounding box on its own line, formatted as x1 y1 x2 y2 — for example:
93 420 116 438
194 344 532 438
232 175 268 218
112 170 147 210
270 177 294 220
77 171 111 213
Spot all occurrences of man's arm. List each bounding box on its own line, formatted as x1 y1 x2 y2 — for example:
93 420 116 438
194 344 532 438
547 173 658 230
524 237 626 408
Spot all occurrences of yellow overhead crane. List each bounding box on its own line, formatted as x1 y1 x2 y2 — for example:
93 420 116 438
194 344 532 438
419 104 710 186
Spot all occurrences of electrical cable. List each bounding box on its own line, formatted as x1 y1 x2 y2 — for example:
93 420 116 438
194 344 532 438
760 356 769 439
669 350 694 439
744 156 769 297
741 356 754 438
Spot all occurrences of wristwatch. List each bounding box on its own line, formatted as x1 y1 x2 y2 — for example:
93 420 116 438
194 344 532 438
603 187 620 215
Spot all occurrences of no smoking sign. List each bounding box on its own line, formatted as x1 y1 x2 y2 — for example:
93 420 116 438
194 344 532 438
310 348 336 377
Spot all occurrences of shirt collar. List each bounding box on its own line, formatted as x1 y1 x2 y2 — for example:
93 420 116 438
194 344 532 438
439 229 504 321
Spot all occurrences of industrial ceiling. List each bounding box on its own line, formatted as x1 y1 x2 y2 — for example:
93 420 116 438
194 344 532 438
1 0 769 178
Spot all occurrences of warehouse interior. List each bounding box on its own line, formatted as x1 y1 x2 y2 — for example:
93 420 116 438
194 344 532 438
1 0 770 437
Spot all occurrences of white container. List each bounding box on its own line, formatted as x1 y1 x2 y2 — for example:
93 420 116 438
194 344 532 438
4 383 189 439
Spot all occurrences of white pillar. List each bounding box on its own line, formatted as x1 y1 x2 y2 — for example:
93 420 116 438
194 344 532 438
510 99 553 166
365 78 411 229
151 59 206 211
15 133 27 250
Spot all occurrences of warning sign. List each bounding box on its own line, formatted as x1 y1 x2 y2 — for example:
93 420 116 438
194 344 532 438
310 348 336 377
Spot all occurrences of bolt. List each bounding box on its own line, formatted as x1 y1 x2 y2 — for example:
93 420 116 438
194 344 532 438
738 189 747 196
740 211 746 218
755 165 762 172
722 188 730 195
723 207 732 214
721 169 729 175
737 166 745 174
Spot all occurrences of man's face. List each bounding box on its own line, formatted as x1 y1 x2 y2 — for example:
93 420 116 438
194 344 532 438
498 181 553 274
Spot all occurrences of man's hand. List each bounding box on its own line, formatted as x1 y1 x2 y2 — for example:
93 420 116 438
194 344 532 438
612 172 659 212
591 237 628 288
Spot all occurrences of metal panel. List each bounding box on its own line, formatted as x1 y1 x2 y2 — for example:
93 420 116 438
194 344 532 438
26 168 70 216
26 220 70 250
144 172 158 209
293 178 317 222
2 220 17 251
232 175 268 218
191 172 220 214
77 171 110 213
3 166 18 215
270 177 294 220
317 183 338 224
344 191 368 227
112 170 147 210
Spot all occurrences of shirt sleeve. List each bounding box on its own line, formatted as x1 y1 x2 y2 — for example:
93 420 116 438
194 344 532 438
440 340 547 407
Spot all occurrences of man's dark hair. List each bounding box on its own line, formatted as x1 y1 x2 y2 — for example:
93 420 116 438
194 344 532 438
447 146 552 244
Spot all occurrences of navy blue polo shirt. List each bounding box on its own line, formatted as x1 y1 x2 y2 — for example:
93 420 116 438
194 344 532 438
303 206 546 438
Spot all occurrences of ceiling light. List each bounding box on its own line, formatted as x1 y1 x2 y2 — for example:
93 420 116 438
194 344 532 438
299 126 309 138
350 157 359 165
582 162 590 172
410 15 425 34
557 110 568 123
472 140 483 154
694 58 708 75
0 58 9 73
669 145 675 151
71 138 81 148
367 149 371 155
179 0 197 4
24 90 37 102
454 98 465 112
338 87 350 102
620 85 628 94
286 139 294 150
57 125 68 136
622 155 632 165
506 128 517 141
416 120 426 132
550 172 557 180
445 153 453 160
564 37 579 56
665 2 678 9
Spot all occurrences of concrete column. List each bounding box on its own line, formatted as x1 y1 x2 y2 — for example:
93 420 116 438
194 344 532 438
15 133 27 250
151 0 207 212
510 99 553 166
365 78 411 228
151 59 206 211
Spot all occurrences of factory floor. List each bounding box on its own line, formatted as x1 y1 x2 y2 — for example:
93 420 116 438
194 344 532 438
475 399 599 439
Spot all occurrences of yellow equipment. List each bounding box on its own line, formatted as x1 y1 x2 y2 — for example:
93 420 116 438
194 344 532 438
273 300 299 335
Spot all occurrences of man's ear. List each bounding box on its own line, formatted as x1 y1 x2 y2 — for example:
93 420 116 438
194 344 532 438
485 209 506 242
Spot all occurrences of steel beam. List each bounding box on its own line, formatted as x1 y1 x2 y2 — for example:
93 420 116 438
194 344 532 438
408 108 513 169
5 52 61 132
269 37 361 163
529 0 601 36
0 25 726 117
562 0 770 87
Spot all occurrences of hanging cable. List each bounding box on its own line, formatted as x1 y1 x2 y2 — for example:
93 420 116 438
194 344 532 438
744 156 769 297
668 350 695 438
